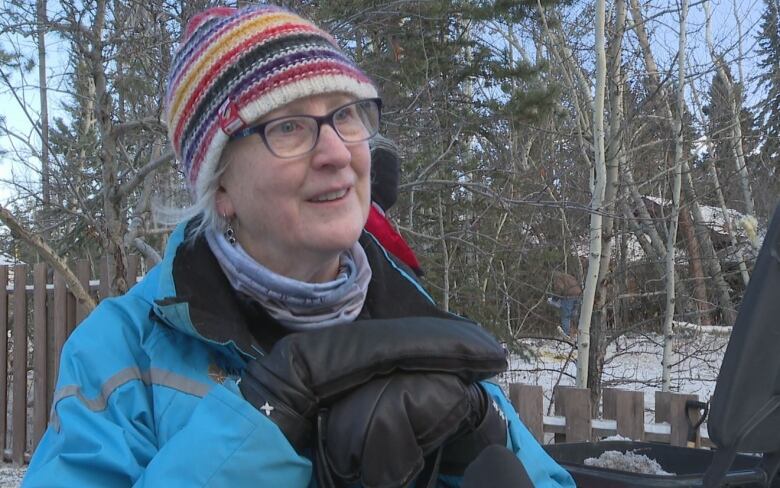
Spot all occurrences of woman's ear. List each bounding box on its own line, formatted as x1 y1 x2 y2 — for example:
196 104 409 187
215 184 235 220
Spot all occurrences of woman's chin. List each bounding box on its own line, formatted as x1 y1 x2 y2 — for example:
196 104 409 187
308 228 363 256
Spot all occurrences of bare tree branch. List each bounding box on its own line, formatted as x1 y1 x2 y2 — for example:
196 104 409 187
0 205 96 311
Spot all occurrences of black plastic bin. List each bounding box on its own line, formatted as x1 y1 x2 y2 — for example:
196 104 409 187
544 441 770 488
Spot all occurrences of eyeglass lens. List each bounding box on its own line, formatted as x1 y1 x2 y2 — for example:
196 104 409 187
264 100 380 158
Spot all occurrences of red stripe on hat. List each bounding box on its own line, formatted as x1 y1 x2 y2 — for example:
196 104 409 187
170 9 259 98
183 7 237 40
234 59 373 108
173 23 322 148
188 120 221 187
171 8 281 97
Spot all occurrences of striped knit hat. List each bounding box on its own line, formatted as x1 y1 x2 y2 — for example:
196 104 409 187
165 5 378 200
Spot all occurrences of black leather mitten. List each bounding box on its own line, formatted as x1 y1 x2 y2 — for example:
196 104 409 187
439 386 509 475
321 373 501 488
239 354 318 452
462 445 535 488
238 317 506 453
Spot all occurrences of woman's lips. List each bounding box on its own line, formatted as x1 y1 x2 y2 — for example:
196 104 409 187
309 187 349 202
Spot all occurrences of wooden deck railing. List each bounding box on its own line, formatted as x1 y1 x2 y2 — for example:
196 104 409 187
508 384 708 447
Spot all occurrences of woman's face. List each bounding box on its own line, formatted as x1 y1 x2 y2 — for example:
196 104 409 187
216 93 371 282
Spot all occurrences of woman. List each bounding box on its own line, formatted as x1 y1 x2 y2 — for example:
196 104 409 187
24 5 574 488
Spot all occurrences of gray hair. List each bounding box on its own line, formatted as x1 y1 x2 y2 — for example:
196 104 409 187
153 154 232 243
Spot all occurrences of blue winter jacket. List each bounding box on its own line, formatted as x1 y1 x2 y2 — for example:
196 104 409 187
24 222 574 487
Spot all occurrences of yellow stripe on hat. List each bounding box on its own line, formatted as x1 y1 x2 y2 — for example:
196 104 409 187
168 11 313 136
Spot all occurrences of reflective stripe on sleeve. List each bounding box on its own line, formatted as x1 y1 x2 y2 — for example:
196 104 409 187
49 367 211 431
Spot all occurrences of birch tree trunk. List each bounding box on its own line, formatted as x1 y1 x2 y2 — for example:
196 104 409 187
629 0 736 326
662 0 687 392
576 0 607 388
588 0 627 409
704 0 753 286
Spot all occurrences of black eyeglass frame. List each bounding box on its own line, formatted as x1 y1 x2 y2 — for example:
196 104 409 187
230 97 383 159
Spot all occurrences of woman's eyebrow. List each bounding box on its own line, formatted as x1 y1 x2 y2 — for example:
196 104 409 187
272 97 356 119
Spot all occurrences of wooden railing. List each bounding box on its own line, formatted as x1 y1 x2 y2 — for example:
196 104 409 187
508 384 708 447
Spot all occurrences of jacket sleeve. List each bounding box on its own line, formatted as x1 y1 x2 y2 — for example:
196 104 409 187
438 382 575 488
23 306 312 487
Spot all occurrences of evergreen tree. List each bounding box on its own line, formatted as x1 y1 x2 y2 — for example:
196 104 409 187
756 0 780 158
704 64 758 212
298 0 568 334
754 0 780 216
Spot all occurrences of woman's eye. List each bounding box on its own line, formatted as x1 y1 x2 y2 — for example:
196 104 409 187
335 107 356 123
267 119 305 137
278 121 299 133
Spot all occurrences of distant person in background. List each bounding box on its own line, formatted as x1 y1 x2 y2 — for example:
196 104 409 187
364 134 424 276
548 271 582 337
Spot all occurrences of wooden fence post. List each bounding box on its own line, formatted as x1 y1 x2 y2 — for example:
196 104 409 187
672 393 700 447
32 264 48 451
12 264 27 464
128 255 140 287
52 272 68 397
65 269 75 340
75 260 90 325
45 280 54 423
509 383 544 442
99 257 110 301
603 388 617 420
616 390 644 441
554 386 592 442
605 388 645 440
655 390 670 424
656 391 700 447
0 266 8 458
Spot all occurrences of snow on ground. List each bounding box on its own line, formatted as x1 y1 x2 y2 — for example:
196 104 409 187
497 328 730 429
0 465 25 487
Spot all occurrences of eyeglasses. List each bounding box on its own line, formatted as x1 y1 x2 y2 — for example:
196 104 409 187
231 98 382 159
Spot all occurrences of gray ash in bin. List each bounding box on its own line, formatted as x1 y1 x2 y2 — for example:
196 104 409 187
584 450 674 476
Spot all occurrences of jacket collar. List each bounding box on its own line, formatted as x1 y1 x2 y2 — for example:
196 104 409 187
152 221 263 360
150 220 448 360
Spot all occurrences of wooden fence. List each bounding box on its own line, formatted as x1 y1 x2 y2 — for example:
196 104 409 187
509 384 708 447
0 256 141 464
0 257 707 464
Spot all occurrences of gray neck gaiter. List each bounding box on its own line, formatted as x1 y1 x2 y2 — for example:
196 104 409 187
205 227 372 331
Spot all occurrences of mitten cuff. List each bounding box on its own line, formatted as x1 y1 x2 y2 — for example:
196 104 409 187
238 374 313 453
440 385 509 475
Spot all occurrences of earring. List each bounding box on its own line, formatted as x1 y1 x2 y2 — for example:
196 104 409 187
223 215 236 245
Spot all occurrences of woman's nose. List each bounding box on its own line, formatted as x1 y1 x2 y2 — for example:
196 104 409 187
310 124 351 168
